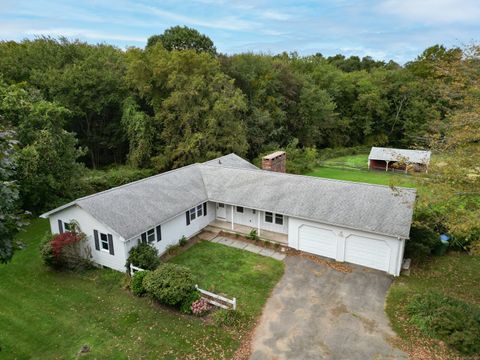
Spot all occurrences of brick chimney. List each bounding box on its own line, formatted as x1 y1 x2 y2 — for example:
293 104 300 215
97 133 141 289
262 151 286 173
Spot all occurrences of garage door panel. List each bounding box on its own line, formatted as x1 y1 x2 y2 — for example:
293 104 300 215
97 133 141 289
345 235 390 272
298 225 337 259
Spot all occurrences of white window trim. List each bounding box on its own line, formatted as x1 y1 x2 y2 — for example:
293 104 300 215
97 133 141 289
100 233 109 252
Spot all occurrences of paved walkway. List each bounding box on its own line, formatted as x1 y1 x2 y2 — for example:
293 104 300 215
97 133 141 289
209 236 286 261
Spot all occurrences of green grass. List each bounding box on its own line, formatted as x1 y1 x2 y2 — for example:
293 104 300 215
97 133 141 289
306 153 418 187
386 253 480 357
0 219 283 359
307 166 417 187
170 241 284 317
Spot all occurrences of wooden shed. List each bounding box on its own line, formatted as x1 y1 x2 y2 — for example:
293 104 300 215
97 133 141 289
368 147 431 173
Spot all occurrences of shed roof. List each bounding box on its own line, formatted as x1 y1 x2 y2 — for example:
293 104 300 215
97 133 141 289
42 153 416 240
368 147 431 165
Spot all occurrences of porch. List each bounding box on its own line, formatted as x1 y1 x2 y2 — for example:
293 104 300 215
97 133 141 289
208 219 288 245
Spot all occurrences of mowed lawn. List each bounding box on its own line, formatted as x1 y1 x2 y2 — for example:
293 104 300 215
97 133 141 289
307 154 417 187
0 219 284 359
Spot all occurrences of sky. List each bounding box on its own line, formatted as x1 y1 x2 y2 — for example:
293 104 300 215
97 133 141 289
1 0 479 63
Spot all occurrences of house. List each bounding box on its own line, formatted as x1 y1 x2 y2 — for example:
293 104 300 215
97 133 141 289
368 147 431 173
41 153 416 276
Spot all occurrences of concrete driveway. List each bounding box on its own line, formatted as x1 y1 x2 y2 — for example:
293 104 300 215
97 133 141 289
250 256 407 360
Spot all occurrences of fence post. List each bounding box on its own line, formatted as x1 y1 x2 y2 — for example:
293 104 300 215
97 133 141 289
233 297 237 310
129 263 133 277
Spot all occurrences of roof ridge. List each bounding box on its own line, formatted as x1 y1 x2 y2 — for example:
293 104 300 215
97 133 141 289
200 163 417 192
75 163 201 203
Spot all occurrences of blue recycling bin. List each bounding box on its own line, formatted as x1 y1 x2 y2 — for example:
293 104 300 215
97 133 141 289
434 234 450 256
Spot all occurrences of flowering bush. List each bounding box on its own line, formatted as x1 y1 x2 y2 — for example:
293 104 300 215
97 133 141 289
40 222 92 270
191 298 213 316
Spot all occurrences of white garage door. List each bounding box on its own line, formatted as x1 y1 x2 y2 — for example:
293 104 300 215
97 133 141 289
298 225 338 259
345 235 391 272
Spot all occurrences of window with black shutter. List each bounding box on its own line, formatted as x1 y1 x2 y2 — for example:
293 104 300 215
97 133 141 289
203 202 207 216
186 211 190 225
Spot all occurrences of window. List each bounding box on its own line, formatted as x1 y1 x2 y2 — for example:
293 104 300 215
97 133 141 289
252 209 256 214
147 228 155 243
218 203 224 208
100 233 109 251
275 214 284 225
190 208 196 221
197 204 203 217
265 212 273 223
64 221 71 232
236 206 244 213
138 226 161 244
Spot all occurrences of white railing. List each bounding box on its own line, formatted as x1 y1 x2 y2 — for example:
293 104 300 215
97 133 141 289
129 264 145 277
195 284 236 310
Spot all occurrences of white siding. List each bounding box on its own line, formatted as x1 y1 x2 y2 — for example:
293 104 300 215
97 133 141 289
288 217 403 276
125 202 215 257
221 205 288 234
47 205 127 272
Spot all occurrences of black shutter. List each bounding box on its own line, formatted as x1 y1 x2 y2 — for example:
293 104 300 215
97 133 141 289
58 220 64 234
108 234 114 255
186 211 190 225
203 202 207 216
93 230 100 251
156 225 161 241
141 233 147 243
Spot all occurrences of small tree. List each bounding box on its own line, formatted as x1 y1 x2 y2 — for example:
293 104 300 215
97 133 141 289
146 26 216 54
40 221 92 270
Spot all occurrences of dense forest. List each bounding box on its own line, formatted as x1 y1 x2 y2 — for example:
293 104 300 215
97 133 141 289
1 26 479 262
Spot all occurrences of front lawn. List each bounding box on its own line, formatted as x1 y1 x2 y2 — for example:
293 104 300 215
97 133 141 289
386 253 480 358
0 219 284 359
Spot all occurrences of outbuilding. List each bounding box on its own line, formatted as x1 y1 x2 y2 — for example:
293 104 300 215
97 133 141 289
368 147 431 173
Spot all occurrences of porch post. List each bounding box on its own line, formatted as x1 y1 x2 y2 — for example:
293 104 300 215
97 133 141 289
257 210 261 236
231 206 234 230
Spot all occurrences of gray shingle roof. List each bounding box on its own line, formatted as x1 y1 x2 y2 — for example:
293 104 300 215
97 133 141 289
200 165 416 239
369 147 431 165
42 154 416 240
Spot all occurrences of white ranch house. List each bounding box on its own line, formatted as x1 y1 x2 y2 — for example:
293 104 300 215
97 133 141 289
41 154 416 276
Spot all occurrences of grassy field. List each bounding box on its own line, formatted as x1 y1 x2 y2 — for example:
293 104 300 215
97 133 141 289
307 153 417 187
386 253 480 358
0 219 283 359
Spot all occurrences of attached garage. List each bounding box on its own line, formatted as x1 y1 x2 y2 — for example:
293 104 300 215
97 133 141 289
344 235 390 272
289 217 405 276
298 225 337 259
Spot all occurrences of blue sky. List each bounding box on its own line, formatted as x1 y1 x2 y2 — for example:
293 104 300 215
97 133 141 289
1 0 479 63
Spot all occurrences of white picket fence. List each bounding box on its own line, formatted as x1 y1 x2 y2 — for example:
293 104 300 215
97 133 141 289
129 264 237 310
129 264 145 276
195 284 237 310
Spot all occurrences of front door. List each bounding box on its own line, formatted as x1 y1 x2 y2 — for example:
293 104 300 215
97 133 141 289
216 203 226 219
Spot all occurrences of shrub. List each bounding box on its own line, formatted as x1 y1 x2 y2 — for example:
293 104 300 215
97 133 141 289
405 223 440 260
212 309 248 328
191 298 213 316
166 244 181 255
247 229 259 241
407 292 480 355
179 236 188 247
179 290 201 314
126 243 160 271
131 270 150 297
40 226 92 270
143 263 195 307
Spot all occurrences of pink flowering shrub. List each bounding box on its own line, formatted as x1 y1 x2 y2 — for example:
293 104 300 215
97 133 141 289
191 298 213 316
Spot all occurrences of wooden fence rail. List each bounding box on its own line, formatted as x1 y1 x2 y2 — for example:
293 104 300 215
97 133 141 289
195 284 236 310
129 264 145 277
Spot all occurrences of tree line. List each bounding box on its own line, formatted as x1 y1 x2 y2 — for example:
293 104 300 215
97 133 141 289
1 26 478 262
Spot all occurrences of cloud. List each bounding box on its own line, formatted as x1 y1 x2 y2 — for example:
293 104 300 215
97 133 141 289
378 0 480 23
23 28 146 43
142 5 258 31
260 10 291 21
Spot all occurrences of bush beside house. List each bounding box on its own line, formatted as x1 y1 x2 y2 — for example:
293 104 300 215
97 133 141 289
126 243 161 271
